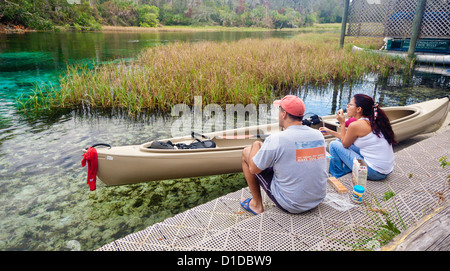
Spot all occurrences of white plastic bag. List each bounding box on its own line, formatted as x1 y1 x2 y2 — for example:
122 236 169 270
322 192 356 211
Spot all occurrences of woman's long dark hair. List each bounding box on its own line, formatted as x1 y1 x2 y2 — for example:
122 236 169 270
353 94 397 145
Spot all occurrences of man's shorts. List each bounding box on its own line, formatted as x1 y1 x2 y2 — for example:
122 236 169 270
255 168 289 213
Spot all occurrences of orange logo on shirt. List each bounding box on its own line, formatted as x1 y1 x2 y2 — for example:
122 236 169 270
295 140 325 162
296 146 325 162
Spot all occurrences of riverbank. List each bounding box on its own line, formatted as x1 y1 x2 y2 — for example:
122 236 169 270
100 23 341 33
0 24 35 33
0 22 340 34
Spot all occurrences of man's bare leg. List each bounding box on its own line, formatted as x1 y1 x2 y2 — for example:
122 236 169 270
241 141 264 214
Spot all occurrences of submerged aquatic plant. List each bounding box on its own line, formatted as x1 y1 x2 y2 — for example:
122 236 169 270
19 33 405 115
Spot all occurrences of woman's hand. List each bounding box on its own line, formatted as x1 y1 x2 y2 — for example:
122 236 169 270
319 127 331 136
336 109 345 124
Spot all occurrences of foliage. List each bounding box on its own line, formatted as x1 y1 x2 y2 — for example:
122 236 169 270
383 190 396 201
0 0 102 31
98 1 139 26
138 5 160 27
0 0 54 30
439 156 449 169
1 0 345 31
343 193 406 250
270 8 303 29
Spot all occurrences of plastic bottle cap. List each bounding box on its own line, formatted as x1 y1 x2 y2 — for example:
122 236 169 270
354 185 365 193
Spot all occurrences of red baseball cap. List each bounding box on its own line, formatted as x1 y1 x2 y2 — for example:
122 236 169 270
273 95 305 117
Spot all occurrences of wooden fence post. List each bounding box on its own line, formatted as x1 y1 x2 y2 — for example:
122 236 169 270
408 0 427 59
339 0 351 49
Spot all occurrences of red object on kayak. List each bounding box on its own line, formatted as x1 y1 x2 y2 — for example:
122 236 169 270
81 147 98 191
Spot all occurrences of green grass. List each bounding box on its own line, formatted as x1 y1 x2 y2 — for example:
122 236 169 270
18 32 405 116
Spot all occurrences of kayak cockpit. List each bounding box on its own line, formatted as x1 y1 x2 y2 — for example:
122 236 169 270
139 136 264 153
385 108 419 125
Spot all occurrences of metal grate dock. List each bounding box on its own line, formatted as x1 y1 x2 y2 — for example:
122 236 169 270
97 129 449 251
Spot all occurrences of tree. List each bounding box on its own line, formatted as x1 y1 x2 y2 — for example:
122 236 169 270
270 9 288 29
235 0 246 15
138 4 159 27
190 2 217 24
249 4 266 26
270 7 301 29
99 1 139 26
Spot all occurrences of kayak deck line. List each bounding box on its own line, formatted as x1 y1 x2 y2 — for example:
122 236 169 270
97 125 450 251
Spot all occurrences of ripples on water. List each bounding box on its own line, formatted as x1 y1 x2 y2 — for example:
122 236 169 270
0 31 449 250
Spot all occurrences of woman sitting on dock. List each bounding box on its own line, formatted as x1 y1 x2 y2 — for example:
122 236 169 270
319 94 396 180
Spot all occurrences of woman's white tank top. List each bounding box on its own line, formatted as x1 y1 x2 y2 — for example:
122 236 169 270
353 118 394 174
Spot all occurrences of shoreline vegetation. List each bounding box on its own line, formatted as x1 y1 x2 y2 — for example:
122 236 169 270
18 32 406 116
0 0 344 32
100 23 340 32
0 22 341 34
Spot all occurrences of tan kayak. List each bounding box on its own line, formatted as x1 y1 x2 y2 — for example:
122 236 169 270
87 96 449 186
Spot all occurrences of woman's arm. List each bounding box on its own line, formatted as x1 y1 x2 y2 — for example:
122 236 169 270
319 127 341 139
319 114 363 148
319 110 347 140
341 123 360 148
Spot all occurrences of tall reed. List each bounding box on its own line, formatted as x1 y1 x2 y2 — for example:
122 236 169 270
20 33 405 115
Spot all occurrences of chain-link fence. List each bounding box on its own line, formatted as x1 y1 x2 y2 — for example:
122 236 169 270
347 0 450 38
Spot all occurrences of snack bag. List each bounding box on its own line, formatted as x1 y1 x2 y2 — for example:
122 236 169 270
352 158 367 188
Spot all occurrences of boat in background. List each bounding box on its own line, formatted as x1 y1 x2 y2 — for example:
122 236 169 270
85 96 449 186
321 96 449 143
352 45 450 65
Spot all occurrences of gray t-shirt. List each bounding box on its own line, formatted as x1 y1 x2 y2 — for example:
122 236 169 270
253 125 328 213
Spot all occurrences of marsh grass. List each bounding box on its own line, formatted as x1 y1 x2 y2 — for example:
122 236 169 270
19 33 405 115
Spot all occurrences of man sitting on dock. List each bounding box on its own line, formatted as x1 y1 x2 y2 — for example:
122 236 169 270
240 95 328 215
